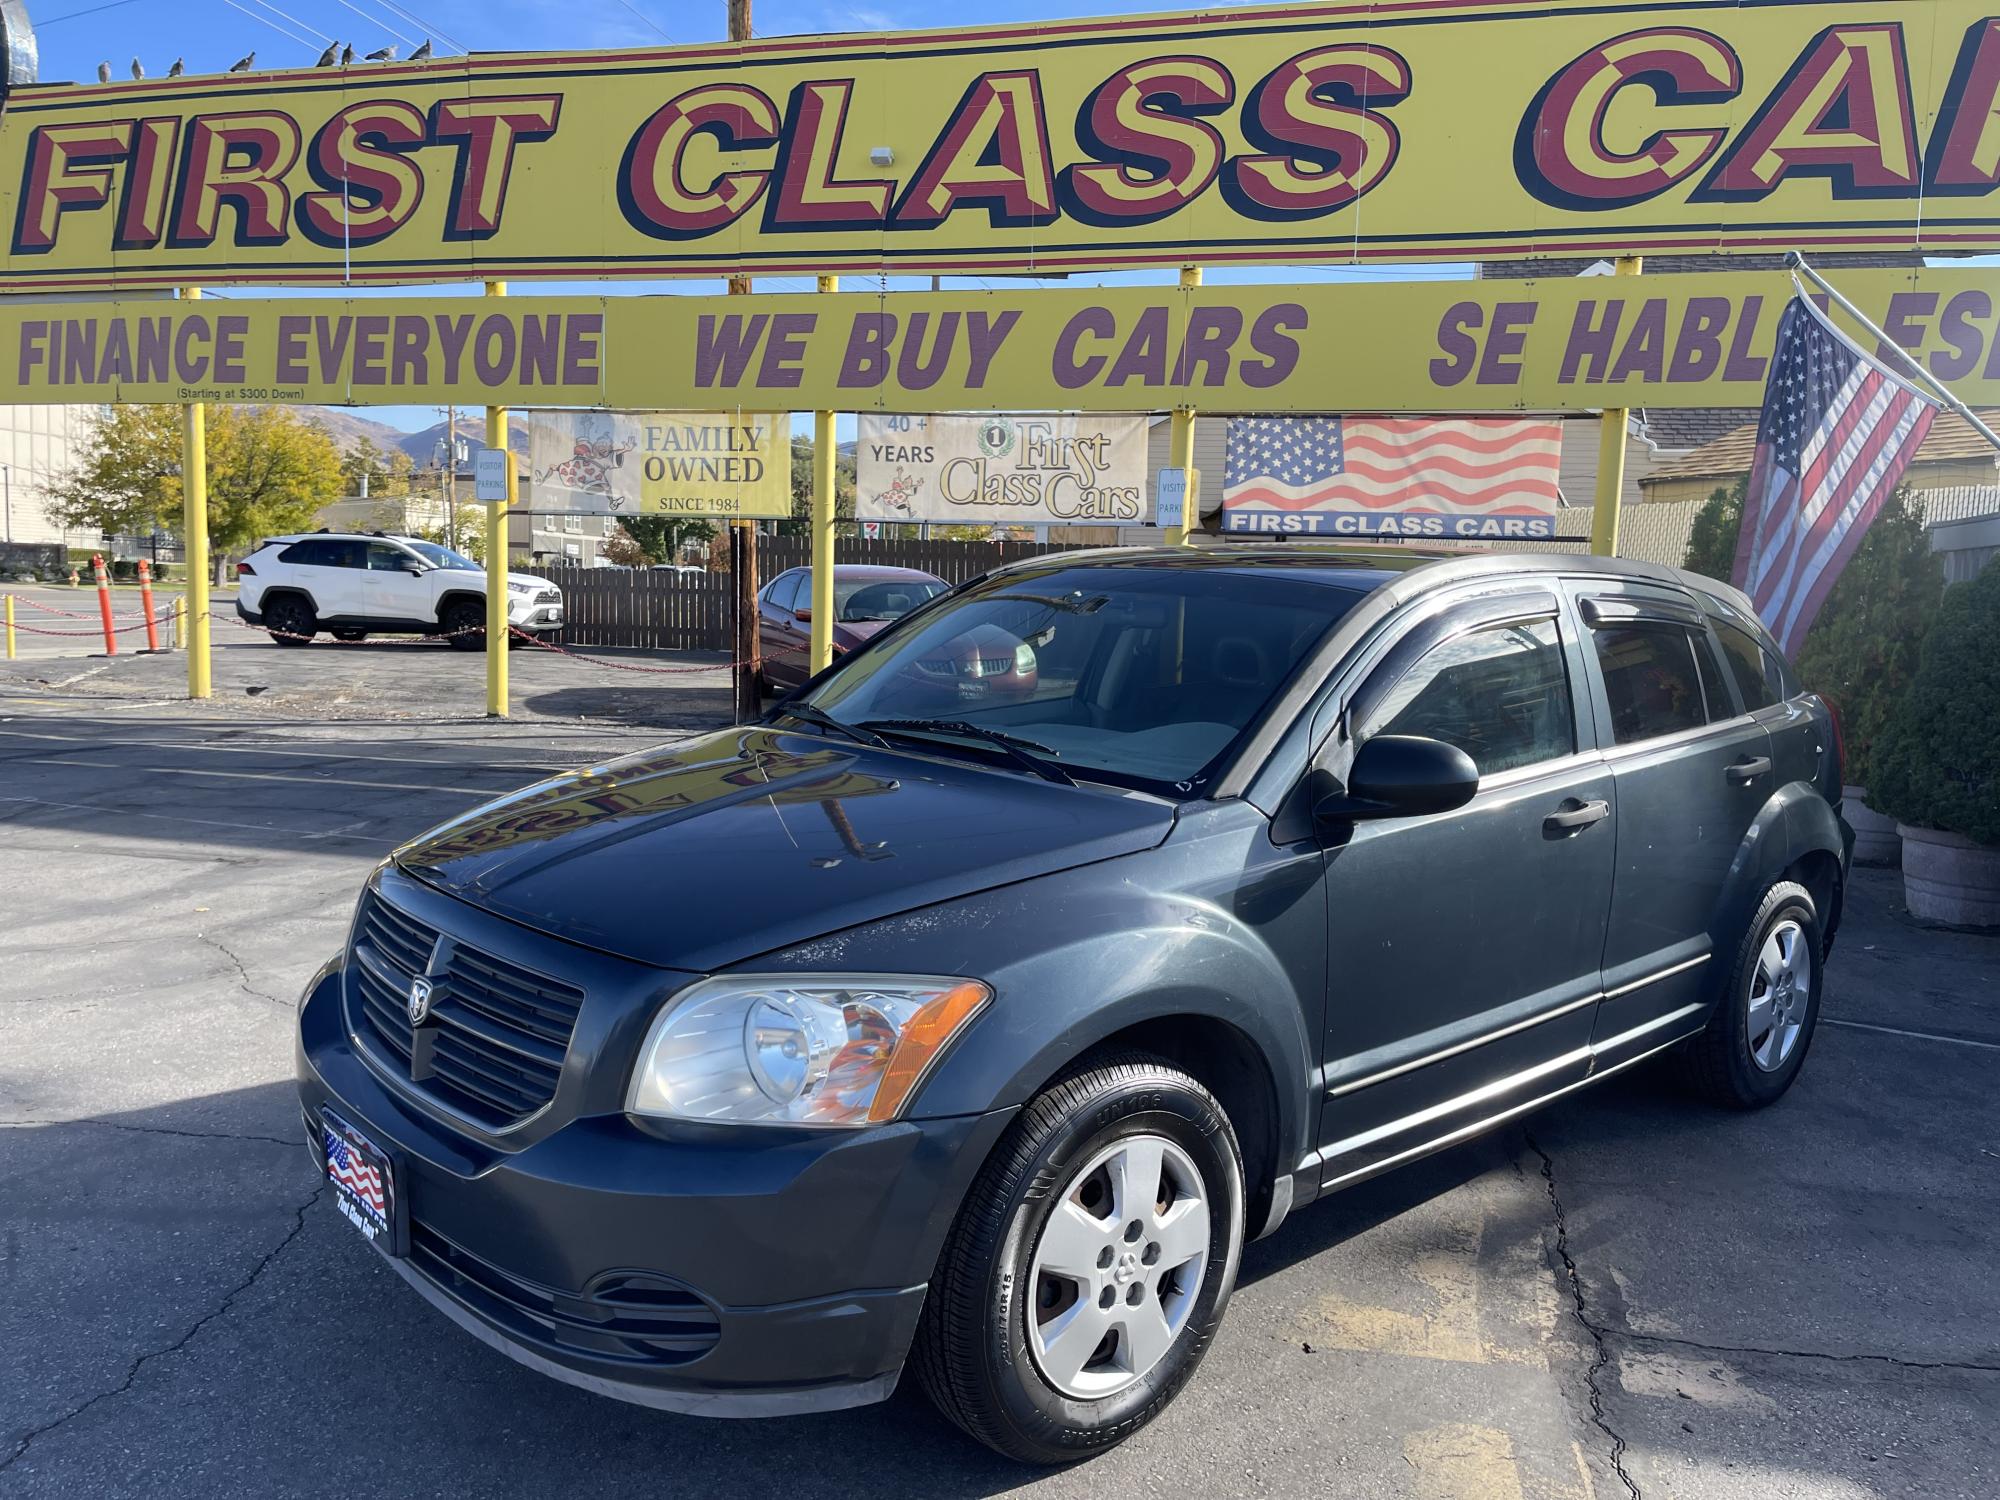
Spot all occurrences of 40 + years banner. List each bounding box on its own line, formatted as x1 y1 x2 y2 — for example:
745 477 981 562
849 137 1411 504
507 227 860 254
6 2 2000 291
857 415 1149 526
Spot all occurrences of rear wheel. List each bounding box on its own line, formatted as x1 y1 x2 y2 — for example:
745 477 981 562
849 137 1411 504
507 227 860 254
914 1053 1244 1465
1679 880 1823 1108
441 598 485 652
263 595 316 646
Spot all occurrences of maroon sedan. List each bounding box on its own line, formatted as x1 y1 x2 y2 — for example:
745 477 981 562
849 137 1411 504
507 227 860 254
757 564 950 692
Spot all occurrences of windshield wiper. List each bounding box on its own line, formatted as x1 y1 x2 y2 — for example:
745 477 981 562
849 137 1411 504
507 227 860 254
860 718 1075 786
773 702 889 749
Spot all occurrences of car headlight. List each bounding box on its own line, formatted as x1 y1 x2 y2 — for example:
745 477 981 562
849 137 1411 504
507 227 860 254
627 974 990 1127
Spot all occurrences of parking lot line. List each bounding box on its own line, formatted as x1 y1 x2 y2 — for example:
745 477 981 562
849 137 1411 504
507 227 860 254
1822 1017 2000 1052
0 794 399 843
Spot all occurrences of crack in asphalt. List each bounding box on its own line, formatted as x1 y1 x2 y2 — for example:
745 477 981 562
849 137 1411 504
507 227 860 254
1616 1329 2000 1375
1524 1130 1642 1500
196 932 292 1009
0 1117 298 1148
0 1182 325 1475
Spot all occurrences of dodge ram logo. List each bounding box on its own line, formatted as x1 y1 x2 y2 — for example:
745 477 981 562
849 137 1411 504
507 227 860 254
407 978 433 1026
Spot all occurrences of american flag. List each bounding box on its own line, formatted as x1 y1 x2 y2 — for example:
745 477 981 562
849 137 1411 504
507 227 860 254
325 1127 386 1219
1221 416 1562 536
1732 296 1936 657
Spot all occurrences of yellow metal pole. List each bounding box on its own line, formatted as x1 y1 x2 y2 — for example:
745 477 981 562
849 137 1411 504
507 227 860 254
1168 266 1202 545
1589 255 1643 556
810 275 838 675
4 594 13 659
181 288 212 699
484 281 511 717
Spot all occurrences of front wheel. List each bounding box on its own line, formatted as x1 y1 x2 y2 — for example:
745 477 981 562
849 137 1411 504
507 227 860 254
1679 880 1824 1108
441 598 486 652
914 1053 1244 1465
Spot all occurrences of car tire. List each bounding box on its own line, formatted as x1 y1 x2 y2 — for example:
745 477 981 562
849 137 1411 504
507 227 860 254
441 599 485 652
263 595 316 646
913 1052 1244 1465
1679 880 1824 1109
331 629 367 643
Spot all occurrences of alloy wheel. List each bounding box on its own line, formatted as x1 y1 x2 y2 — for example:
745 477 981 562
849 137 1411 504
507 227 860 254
1026 1134 1210 1399
1747 917 1812 1072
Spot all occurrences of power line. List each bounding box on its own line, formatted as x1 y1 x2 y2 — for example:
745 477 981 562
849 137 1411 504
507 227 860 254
612 0 673 42
246 0 333 43
36 0 147 25
217 0 318 48
361 0 466 54
329 0 414 46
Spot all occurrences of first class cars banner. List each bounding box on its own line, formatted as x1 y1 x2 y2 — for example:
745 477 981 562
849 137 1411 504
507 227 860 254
856 414 1149 525
7 2 2000 290
9 269 2000 411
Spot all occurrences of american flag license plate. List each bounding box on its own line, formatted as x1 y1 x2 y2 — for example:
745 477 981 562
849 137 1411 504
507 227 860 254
321 1110 396 1250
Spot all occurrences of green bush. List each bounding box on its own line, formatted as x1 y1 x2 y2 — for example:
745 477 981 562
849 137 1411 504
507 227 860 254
1682 483 1944 785
1870 562 2000 846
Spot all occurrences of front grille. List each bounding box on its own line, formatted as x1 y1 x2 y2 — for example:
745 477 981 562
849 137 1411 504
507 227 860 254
409 1221 721 1366
535 588 561 605
349 890 584 1129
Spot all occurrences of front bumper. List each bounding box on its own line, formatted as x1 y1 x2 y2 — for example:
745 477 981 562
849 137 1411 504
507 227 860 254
506 599 564 632
296 960 1013 1416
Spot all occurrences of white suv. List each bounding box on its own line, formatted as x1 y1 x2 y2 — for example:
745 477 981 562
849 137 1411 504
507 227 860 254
235 533 564 650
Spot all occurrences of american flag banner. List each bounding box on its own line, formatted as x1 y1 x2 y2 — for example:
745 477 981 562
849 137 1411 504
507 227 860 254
1732 296 1937 658
1221 417 1562 539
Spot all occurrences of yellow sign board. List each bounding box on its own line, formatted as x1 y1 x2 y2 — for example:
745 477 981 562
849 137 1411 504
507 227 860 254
524 409 791 518
5 269 1998 411
4 2 2000 290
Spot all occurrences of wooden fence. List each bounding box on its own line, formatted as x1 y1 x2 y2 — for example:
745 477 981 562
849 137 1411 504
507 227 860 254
543 537 1089 651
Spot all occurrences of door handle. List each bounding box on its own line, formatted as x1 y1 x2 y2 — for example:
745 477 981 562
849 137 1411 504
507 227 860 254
1545 798 1610 833
1726 756 1773 783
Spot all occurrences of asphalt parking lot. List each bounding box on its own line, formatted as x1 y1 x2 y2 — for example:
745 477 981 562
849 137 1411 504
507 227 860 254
2 661 1996 1498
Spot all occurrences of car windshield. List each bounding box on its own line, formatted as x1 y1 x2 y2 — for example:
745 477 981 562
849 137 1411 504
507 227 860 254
838 576 949 622
801 564 1364 795
406 541 479 570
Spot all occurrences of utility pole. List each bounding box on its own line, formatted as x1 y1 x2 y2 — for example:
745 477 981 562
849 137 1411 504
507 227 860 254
443 404 459 552
728 0 760 722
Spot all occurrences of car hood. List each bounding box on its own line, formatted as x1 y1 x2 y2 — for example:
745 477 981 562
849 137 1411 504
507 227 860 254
506 571 557 592
393 726 1174 971
832 618 896 646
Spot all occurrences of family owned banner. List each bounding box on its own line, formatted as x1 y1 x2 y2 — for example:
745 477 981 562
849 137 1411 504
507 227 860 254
1222 417 1563 538
856 414 1149 526
524 409 791 518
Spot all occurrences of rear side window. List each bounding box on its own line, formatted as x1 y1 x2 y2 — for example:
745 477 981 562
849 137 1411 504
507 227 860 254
768 572 803 612
1360 618 1575 776
280 539 331 566
1713 621 1783 710
1593 624 1708 744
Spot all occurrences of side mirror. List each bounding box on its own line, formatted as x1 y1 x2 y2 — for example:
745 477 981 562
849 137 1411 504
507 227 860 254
405 565 426 576
793 605 813 622
1316 735 1479 823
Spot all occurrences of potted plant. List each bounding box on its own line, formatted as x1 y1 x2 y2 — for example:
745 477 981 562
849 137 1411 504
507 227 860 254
1869 562 2000 927
1685 483 1945 863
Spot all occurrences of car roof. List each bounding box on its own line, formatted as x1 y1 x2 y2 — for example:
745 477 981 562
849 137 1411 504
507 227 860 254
983 542 1753 614
783 564 946 582
264 532 423 545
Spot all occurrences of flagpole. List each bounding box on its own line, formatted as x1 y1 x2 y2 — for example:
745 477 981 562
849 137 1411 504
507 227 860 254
1784 252 2000 455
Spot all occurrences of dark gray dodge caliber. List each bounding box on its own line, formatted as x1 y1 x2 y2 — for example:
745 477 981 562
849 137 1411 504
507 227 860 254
296 546 1852 1463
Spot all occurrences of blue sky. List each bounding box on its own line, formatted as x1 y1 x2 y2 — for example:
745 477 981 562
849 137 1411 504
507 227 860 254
22 0 1477 433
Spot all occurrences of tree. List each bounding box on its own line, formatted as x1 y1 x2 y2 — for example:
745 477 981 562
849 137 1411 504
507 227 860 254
1680 479 1946 784
600 526 651 567
1681 477 1746 582
47 405 343 579
44 405 184 539
338 435 411 498
615 514 716 564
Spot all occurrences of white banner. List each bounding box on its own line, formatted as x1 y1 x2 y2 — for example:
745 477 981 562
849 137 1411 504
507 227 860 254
857 414 1148 527
524 410 791 518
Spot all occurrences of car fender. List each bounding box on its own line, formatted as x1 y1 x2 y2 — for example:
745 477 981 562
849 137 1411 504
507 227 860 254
256 584 319 616
433 586 485 625
756 867 1317 1201
1707 780 1846 996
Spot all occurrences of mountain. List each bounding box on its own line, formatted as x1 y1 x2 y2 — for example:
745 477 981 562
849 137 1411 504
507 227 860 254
300 408 526 466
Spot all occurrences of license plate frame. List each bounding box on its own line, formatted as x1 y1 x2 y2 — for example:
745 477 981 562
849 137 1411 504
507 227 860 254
320 1108 402 1256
